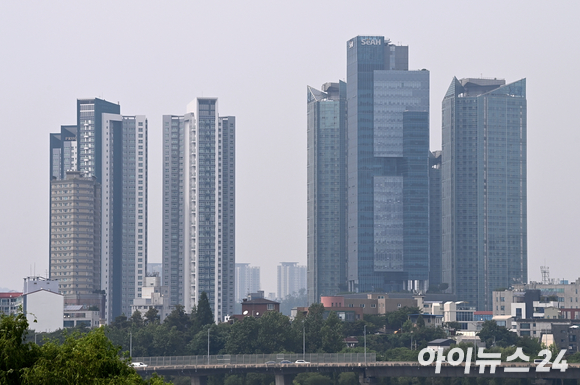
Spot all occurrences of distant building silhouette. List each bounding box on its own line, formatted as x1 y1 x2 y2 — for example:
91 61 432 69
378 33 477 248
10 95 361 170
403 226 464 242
235 263 260 303
277 262 306 300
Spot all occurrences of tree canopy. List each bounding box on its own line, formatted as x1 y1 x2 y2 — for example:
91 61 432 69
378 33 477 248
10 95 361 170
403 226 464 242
0 313 168 385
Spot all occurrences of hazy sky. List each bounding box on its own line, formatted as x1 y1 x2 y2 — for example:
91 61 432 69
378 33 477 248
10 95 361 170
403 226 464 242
0 1 579 294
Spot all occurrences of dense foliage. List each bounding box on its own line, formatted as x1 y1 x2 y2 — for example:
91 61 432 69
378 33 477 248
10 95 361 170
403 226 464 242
0 313 168 385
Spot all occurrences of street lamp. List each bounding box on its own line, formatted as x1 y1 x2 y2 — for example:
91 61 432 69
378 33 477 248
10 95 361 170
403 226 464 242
302 320 306 361
364 324 367 364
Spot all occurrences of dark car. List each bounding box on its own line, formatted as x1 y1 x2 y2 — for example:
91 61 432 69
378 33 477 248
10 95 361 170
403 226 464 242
279 360 292 364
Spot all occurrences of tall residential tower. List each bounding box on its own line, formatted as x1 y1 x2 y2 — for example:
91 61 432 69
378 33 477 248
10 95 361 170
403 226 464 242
235 263 260 302
50 98 147 322
441 78 527 310
163 98 235 322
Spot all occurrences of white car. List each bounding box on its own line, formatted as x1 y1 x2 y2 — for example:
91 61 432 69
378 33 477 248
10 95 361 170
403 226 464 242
131 362 148 368
295 360 310 364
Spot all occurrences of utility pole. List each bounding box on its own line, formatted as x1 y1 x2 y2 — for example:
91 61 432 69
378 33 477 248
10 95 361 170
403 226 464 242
130 331 132 358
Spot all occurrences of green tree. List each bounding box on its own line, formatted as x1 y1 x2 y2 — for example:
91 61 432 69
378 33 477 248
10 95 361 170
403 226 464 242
338 372 359 385
130 310 144 328
0 313 39 384
194 292 214 331
144 307 160 325
304 303 325 352
477 320 519 348
293 372 332 385
21 327 169 384
567 352 580 363
321 311 344 353
256 311 294 353
386 307 421 330
416 314 425 329
383 347 418 361
225 317 260 354
164 304 191 333
111 314 130 330
401 319 413 333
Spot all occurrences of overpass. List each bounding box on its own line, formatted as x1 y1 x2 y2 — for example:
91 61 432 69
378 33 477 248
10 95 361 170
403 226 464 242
133 354 580 385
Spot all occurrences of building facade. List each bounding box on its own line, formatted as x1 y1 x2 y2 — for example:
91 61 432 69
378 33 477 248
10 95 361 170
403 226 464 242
277 262 306 300
162 98 235 322
346 36 430 293
50 98 147 322
50 172 101 296
235 263 260 303
306 82 348 304
441 78 527 310
429 151 442 290
50 125 77 180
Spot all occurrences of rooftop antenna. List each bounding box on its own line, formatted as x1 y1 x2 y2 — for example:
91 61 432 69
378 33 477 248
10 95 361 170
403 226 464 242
540 266 550 285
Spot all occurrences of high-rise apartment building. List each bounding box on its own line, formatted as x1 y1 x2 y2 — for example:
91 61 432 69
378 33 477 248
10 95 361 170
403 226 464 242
163 98 235 322
306 82 347 304
277 262 306 300
235 263 260 303
50 98 147 322
346 36 430 293
441 78 527 310
50 171 101 295
50 126 77 180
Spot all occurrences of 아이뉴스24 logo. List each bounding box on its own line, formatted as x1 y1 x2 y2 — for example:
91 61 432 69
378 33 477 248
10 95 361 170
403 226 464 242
418 347 568 374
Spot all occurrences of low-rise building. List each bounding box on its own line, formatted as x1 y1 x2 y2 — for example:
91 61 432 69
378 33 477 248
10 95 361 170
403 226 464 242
23 289 63 333
0 292 23 315
63 305 100 328
551 322 580 353
292 306 363 322
131 276 171 322
409 314 443 328
321 293 422 315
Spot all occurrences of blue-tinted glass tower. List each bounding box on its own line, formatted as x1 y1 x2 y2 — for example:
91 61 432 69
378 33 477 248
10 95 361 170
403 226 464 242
441 78 527 310
346 36 430 293
429 151 442 290
307 82 347 304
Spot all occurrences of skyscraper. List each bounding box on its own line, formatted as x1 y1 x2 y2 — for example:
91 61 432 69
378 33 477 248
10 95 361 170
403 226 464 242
50 171 101 296
346 36 430 293
235 263 260 302
50 125 77 181
306 82 347 304
163 98 235 322
50 98 147 322
441 78 527 310
429 151 442 290
277 262 306 300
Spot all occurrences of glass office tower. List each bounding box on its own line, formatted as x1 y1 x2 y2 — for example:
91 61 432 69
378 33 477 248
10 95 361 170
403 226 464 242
441 78 527 310
306 82 347 304
346 36 430 293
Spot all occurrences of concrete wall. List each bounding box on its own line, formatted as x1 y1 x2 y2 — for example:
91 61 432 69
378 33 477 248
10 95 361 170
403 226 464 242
25 290 63 332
